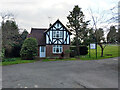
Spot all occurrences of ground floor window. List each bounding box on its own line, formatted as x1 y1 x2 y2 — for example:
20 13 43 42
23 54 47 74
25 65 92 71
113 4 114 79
53 45 63 53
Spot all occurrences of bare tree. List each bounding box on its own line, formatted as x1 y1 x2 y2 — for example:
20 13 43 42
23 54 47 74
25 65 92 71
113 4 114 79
106 2 119 24
104 2 120 43
89 8 108 57
0 12 15 23
89 1 119 56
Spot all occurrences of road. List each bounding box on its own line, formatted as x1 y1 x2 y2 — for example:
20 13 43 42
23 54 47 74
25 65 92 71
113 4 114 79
2 57 118 88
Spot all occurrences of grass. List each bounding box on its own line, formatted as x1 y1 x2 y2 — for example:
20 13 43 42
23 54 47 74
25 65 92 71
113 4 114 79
1 57 36 66
43 58 77 62
43 45 119 61
79 45 120 60
1 45 119 65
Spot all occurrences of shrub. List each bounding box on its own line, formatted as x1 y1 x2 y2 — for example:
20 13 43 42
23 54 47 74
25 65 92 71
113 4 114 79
79 45 88 55
11 44 21 57
70 45 88 57
61 52 64 58
70 46 77 57
2 58 16 62
65 49 72 54
20 37 38 60
4 44 22 58
4 47 12 58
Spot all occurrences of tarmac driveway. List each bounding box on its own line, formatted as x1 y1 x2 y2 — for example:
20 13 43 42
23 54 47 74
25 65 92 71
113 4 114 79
2 57 118 88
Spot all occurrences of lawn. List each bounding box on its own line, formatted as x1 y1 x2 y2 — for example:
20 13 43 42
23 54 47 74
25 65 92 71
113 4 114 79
1 57 36 66
79 44 120 60
1 45 119 65
43 44 119 61
43 58 77 62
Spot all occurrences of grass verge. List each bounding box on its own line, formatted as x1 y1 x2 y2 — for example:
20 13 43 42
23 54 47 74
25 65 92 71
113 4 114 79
1 57 36 66
43 58 77 62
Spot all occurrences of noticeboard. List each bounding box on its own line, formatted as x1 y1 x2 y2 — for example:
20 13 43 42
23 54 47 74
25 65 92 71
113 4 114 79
90 43 96 49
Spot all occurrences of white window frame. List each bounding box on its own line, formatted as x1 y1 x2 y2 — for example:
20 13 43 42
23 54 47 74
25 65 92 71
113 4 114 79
53 31 62 38
53 45 63 53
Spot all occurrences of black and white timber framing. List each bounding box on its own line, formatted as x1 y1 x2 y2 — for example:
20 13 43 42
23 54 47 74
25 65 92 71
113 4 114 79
45 19 72 45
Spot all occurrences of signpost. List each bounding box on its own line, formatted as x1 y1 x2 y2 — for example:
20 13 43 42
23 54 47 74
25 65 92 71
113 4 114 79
90 43 96 49
89 43 97 58
96 43 97 59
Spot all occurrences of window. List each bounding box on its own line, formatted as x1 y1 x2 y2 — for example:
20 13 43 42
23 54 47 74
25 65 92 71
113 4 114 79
60 31 62 38
53 31 62 38
53 45 63 53
41 46 44 52
53 31 56 38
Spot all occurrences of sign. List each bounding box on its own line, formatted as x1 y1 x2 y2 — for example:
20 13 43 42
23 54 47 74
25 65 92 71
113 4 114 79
90 43 96 49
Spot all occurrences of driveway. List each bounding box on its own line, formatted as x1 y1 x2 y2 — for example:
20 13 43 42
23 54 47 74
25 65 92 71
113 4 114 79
2 57 118 88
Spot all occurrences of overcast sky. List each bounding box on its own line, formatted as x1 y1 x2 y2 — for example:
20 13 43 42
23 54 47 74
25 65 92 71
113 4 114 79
0 0 118 33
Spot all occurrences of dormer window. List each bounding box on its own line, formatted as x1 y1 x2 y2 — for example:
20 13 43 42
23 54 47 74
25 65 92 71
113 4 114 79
53 31 62 38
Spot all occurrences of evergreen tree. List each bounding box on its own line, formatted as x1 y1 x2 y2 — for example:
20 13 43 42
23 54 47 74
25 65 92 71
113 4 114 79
67 5 89 55
107 26 117 43
2 20 19 48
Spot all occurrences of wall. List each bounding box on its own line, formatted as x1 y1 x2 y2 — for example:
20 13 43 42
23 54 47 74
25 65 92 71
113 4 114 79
46 45 70 58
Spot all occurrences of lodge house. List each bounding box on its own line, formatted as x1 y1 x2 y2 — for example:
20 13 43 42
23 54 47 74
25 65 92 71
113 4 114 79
28 19 72 58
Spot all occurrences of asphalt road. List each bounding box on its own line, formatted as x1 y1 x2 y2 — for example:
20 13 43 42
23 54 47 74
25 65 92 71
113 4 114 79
2 57 118 88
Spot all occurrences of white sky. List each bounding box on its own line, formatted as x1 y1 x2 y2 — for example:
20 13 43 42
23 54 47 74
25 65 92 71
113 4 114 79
0 0 118 33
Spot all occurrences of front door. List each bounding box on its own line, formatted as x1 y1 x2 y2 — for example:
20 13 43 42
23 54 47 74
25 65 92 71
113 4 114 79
40 46 46 58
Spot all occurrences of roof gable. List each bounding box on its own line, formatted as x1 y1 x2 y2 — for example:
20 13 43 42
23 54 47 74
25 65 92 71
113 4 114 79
44 19 72 35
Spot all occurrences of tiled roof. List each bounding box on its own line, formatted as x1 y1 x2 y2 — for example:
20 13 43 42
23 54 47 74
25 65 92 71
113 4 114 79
27 28 47 45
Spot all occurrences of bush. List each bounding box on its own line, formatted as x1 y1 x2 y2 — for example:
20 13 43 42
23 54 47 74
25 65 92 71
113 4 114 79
20 37 38 60
70 45 88 57
2 58 16 62
4 44 21 58
65 49 71 54
61 52 64 58
79 45 88 55
4 47 12 58
11 44 21 57
70 46 77 57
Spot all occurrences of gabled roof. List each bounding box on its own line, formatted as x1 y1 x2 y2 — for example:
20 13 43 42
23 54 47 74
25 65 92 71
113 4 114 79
27 19 72 46
44 19 72 35
27 28 47 45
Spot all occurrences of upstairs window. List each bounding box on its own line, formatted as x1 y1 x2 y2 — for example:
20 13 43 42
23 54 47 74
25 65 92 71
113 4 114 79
53 45 62 53
53 31 62 38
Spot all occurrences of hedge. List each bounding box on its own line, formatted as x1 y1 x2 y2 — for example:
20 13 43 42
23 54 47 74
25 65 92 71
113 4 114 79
70 45 88 57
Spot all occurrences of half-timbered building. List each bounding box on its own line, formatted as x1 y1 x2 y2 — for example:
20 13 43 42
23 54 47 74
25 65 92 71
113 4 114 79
28 19 72 58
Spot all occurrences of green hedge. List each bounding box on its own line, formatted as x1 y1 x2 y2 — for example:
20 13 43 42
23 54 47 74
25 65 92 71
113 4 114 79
70 45 88 57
